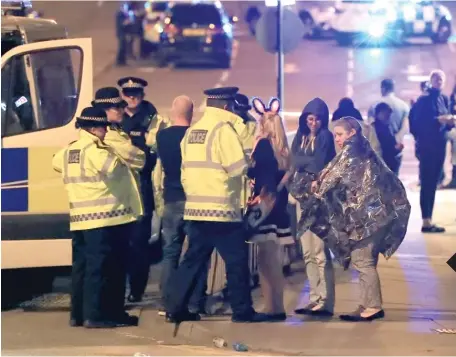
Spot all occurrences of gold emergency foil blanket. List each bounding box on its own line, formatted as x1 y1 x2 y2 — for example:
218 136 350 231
289 134 411 267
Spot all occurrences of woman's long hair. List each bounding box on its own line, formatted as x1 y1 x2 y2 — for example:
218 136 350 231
257 112 291 171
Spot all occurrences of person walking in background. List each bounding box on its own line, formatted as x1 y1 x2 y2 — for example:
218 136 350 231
409 70 455 233
247 97 294 321
290 98 336 317
368 79 410 173
442 79 456 189
156 95 208 317
366 103 404 176
332 97 363 123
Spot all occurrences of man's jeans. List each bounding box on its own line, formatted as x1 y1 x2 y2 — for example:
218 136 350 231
160 201 207 312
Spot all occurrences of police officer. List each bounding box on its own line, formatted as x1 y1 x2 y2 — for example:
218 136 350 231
164 87 268 324
92 87 145 172
52 107 142 328
117 76 162 303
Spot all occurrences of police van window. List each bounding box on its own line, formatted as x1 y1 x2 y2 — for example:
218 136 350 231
1 55 36 136
1 47 82 137
171 4 222 26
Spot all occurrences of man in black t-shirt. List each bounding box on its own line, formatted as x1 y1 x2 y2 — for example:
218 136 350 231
156 95 208 316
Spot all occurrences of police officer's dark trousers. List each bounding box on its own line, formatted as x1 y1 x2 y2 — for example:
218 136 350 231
117 35 127 65
419 144 446 219
165 221 254 318
71 223 131 323
128 176 153 298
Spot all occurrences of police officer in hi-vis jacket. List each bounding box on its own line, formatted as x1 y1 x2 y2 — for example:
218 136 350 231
164 87 268 324
52 107 143 328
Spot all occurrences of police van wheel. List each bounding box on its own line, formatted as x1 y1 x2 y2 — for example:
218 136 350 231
431 20 452 44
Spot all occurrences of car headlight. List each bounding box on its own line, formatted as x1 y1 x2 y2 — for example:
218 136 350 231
368 22 386 38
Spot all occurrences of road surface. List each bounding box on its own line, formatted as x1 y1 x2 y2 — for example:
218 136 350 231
2 1 456 355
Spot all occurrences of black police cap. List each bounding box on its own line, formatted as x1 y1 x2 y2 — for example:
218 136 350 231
92 87 127 109
76 106 109 128
234 93 251 111
204 87 239 101
118 77 148 96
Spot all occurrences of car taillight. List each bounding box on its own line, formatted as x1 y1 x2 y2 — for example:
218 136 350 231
164 24 180 36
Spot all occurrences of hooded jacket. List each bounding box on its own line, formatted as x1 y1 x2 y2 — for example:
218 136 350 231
291 98 336 174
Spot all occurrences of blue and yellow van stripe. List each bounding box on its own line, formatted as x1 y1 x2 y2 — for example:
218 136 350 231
2 147 71 240
1 148 29 212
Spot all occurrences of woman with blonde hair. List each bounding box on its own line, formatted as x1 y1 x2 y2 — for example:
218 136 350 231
246 97 294 321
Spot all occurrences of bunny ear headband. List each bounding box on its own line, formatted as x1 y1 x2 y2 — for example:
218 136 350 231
252 97 281 116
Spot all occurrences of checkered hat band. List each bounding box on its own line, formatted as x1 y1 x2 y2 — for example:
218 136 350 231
94 97 123 104
207 94 232 100
78 116 107 122
122 82 143 88
70 207 133 223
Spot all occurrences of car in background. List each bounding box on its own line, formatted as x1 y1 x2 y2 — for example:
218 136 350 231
142 1 171 54
1 0 41 18
331 0 453 46
157 1 237 68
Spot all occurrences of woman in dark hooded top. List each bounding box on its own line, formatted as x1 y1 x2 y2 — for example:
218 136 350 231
290 97 336 316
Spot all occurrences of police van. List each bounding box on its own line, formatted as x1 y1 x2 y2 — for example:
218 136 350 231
331 0 453 46
1 12 93 300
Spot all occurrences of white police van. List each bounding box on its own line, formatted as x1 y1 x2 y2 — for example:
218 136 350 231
331 0 453 46
2 12 93 304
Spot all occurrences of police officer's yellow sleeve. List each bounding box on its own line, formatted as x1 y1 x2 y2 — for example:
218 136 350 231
89 147 120 177
104 130 145 171
52 147 66 173
146 114 171 151
217 123 247 178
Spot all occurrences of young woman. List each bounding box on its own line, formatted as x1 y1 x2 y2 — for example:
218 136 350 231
290 98 336 317
310 116 410 321
247 97 294 321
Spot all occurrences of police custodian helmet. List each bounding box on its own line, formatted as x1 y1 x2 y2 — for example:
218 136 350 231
75 107 110 128
92 87 128 110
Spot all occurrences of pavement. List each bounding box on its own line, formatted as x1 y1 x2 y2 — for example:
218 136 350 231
2 1 456 355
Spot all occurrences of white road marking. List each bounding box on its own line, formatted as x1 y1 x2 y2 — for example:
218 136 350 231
346 49 354 98
407 75 431 82
284 63 300 74
219 70 230 83
137 67 157 73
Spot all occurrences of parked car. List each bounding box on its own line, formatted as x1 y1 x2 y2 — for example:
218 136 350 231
157 1 237 68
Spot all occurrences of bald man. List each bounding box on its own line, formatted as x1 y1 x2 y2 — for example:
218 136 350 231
156 96 207 316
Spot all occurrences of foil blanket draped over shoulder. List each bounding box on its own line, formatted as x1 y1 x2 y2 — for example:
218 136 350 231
289 134 411 267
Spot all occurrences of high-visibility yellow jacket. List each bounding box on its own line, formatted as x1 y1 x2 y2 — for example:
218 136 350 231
222 114 257 208
52 130 143 231
145 114 171 152
181 107 247 222
104 125 145 172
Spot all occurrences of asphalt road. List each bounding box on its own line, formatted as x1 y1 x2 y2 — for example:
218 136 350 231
34 0 456 126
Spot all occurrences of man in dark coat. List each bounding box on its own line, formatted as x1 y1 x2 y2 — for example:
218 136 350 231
409 70 455 233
